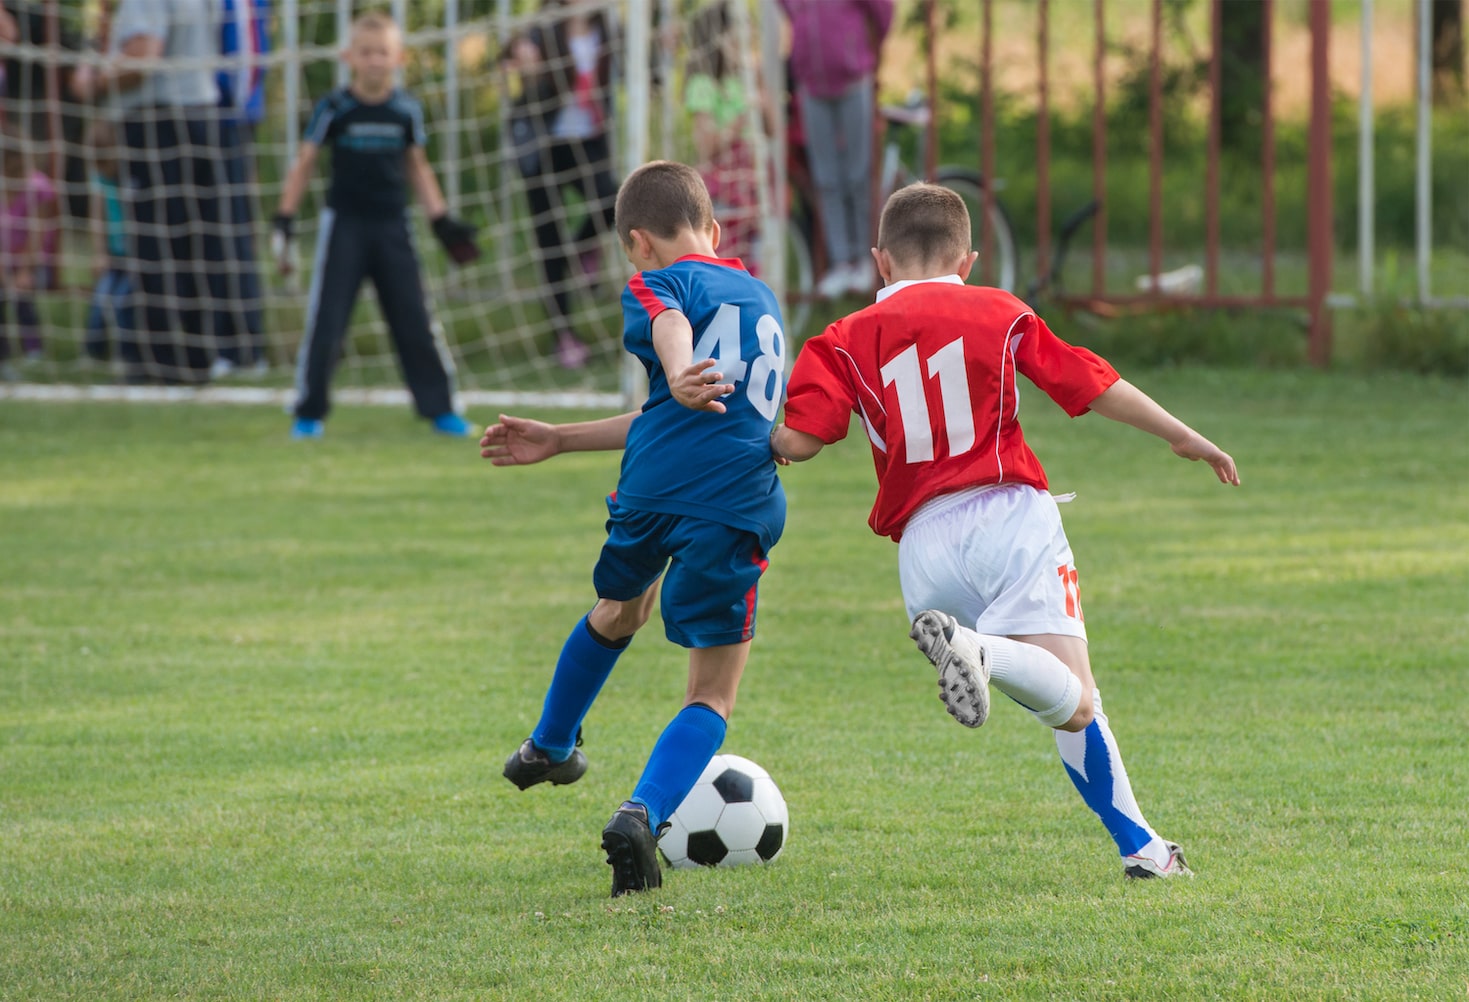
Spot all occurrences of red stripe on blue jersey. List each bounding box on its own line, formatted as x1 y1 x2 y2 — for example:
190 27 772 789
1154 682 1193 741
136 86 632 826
627 273 670 321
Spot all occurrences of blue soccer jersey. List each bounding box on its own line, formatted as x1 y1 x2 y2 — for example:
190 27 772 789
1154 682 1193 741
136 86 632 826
617 255 787 553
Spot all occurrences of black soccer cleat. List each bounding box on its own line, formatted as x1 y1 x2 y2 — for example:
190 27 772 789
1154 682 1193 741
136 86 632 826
502 732 587 791
601 801 669 898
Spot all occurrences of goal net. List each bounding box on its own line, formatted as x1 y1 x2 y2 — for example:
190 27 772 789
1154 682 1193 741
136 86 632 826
0 0 787 411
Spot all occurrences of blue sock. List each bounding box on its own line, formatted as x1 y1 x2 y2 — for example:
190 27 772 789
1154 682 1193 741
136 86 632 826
630 703 727 831
1055 703 1157 857
530 615 627 761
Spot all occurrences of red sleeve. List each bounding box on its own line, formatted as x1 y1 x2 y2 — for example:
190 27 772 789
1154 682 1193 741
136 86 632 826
782 324 860 444
1016 314 1120 417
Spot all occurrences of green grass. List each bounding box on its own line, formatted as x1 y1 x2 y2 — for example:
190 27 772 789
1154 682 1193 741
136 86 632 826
2 368 1467 1000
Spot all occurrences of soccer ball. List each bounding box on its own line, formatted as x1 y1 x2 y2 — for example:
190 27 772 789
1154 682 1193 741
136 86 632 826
660 754 788 869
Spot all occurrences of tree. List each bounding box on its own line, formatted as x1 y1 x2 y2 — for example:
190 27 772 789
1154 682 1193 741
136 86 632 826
1432 0 1465 103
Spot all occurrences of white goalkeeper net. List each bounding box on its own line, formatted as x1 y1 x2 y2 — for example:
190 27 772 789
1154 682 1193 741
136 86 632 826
0 0 786 410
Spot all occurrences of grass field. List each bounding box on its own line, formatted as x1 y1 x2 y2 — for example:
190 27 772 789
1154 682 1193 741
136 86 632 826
2 368 1466 1001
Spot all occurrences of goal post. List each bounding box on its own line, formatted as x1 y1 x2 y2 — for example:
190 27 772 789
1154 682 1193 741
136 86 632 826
0 0 790 413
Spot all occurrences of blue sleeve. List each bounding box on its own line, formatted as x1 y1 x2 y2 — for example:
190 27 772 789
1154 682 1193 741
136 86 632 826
304 95 336 145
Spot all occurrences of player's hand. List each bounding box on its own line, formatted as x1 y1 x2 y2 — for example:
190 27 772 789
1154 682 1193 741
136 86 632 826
670 358 735 414
270 214 297 276
480 413 560 466
1170 432 1240 486
432 214 480 265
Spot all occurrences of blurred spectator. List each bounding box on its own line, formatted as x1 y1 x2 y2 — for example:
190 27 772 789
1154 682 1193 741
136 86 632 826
0 122 59 375
71 0 235 384
210 0 270 377
503 0 620 370
83 118 134 364
686 0 760 268
779 0 893 299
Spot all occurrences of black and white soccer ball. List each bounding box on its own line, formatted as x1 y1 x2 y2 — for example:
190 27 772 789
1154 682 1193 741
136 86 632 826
660 754 788 869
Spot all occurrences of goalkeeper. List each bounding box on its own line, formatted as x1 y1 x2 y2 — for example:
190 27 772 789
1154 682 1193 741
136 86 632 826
272 11 478 439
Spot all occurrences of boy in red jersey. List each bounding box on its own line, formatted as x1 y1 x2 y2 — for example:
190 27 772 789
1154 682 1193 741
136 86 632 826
771 182 1238 879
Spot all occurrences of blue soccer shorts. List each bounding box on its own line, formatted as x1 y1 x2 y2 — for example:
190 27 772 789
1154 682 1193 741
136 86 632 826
593 500 769 649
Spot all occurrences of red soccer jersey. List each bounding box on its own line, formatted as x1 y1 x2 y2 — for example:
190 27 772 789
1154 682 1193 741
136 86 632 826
782 278 1119 540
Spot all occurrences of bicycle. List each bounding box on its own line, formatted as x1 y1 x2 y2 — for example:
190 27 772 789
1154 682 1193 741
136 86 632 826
781 93 1018 336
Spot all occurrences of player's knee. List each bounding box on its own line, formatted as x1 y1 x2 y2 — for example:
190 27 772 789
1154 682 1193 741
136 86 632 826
589 597 650 641
1057 686 1094 732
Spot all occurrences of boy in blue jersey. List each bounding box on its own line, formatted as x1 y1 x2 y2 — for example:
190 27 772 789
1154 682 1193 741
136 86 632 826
480 160 788 897
272 11 479 439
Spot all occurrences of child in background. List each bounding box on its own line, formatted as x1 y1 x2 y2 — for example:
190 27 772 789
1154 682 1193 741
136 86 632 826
272 11 479 439
84 118 134 363
772 183 1239 879
0 123 59 371
685 0 759 268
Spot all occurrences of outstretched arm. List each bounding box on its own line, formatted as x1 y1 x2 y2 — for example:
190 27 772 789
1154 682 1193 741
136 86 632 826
479 411 639 466
1087 379 1240 485
770 424 826 463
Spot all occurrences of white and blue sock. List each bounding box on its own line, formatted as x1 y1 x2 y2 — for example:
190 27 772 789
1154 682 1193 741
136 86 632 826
630 703 727 831
530 615 627 762
1054 689 1171 865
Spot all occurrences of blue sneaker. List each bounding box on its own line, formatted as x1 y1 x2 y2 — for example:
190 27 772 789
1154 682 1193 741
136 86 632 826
291 418 324 440
431 412 474 437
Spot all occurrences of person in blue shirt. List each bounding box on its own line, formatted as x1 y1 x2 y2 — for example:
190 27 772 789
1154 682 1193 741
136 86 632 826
480 160 788 898
210 0 270 376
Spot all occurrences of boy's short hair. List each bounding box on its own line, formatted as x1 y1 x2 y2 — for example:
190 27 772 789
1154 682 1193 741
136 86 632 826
877 182 972 268
351 10 400 41
615 160 714 247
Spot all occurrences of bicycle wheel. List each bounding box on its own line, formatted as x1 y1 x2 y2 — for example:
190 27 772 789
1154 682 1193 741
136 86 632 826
935 168 1018 293
782 215 815 338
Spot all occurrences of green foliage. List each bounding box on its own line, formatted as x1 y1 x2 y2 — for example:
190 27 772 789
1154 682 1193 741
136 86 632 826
1065 308 1309 369
2 369 1467 999
1349 301 1469 377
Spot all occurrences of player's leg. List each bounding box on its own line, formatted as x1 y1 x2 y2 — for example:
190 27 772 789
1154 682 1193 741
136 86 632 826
366 214 457 424
901 487 1086 728
602 518 768 897
505 504 668 790
292 209 367 427
1030 633 1191 877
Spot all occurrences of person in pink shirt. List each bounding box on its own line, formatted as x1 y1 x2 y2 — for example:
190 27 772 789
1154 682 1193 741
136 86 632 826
0 125 59 369
779 0 893 300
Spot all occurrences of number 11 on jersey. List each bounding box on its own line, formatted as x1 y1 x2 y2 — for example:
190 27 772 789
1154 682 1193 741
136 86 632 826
879 338 977 464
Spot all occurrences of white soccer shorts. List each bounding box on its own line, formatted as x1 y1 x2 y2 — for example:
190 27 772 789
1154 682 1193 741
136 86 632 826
897 483 1088 641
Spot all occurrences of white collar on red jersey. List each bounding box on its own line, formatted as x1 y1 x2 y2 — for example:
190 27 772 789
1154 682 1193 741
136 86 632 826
875 273 964 303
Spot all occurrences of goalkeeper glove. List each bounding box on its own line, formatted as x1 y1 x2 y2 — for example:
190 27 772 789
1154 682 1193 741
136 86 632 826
270 214 298 276
432 214 481 265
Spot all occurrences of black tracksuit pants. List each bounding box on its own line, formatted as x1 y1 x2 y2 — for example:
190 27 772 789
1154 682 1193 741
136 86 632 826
293 209 455 421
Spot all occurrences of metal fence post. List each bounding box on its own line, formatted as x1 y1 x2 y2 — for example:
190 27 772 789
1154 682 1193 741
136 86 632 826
1307 0 1334 367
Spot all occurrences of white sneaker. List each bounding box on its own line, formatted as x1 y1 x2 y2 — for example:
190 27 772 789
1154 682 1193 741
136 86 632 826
815 263 853 301
909 610 990 727
1123 841 1194 879
845 259 876 296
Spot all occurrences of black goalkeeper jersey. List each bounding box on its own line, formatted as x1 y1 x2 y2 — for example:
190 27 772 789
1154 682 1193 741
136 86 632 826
304 87 426 218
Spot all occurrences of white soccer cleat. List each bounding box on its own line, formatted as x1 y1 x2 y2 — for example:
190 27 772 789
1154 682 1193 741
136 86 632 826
1123 841 1194 880
909 610 991 728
